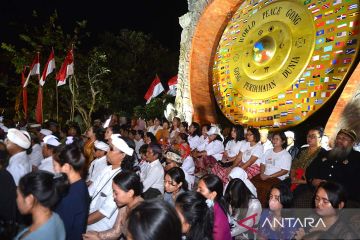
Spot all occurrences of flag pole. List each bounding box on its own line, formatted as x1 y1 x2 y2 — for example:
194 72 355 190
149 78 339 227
37 52 43 124
56 80 59 122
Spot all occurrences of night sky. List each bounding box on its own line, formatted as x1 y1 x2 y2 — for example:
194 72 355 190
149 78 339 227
1 0 189 51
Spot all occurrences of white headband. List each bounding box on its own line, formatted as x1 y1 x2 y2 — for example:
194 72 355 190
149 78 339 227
110 134 134 156
7 128 31 149
94 140 110 152
43 135 61 147
229 167 257 197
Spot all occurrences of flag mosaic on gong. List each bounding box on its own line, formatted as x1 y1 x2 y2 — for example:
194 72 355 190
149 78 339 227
212 0 359 128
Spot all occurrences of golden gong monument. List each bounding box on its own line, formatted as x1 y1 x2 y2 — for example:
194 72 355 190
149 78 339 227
176 0 360 130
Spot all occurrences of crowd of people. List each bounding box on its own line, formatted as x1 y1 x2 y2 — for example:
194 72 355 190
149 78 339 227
0 114 359 240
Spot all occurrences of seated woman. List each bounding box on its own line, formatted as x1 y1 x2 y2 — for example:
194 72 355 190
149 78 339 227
14 171 68 240
224 167 262 239
53 143 90 240
234 127 264 179
294 181 359 240
179 121 188 134
155 120 170 147
197 174 232 240
290 126 327 207
169 117 181 144
175 191 213 240
212 124 246 184
191 124 210 158
187 122 202 151
251 132 292 206
83 171 143 239
194 126 224 175
126 199 182 240
257 183 298 240
163 167 188 206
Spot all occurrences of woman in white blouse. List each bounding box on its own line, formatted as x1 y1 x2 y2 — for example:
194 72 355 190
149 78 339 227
224 167 262 240
234 127 264 180
211 125 246 184
187 122 201 151
251 132 292 206
195 126 224 174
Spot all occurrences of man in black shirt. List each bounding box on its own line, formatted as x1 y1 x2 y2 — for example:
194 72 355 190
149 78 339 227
306 129 360 202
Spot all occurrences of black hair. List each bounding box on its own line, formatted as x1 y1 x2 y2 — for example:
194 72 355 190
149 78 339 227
272 132 288 149
148 143 162 159
145 132 157 144
94 126 105 142
68 124 81 137
110 124 121 134
162 119 170 127
175 191 213 240
181 121 188 130
127 199 182 240
308 126 324 138
224 178 254 219
0 142 9 168
232 124 245 142
136 130 144 138
113 171 143 196
201 124 211 133
166 167 188 192
54 143 85 172
213 135 223 142
247 127 261 142
177 132 189 143
200 174 228 215
129 129 137 136
139 144 148 155
45 143 58 153
267 182 293 208
316 181 347 208
190 122 201 137
18 171 69 208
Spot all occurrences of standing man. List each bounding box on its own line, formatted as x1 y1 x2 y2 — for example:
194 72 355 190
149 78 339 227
5 128 32 185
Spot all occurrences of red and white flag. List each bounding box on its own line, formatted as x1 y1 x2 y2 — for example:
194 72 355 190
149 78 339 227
144 75 164 104
167 75 177 96
23 53 40 88
40 49 55 86
56 48 74 86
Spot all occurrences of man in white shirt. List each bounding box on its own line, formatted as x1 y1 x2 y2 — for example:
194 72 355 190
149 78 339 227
142 143 164 199
134 130 145 160
87 135 134 232
5 128 32 186
38 135 60 173
87 140 109 186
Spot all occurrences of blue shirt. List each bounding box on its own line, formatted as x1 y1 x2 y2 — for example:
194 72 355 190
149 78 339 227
14 212 65 240
257 210 300 240
55 179 90 240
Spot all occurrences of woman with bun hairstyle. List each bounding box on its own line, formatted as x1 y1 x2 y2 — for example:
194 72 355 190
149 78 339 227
175 191 213 240
197 174 231 240
83 171 144 239
53 143 90 240
163 167 188 206
126 199 182 240
14 171 68 240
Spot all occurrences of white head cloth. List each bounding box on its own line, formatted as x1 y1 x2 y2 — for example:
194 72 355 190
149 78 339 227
229 167 257 197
